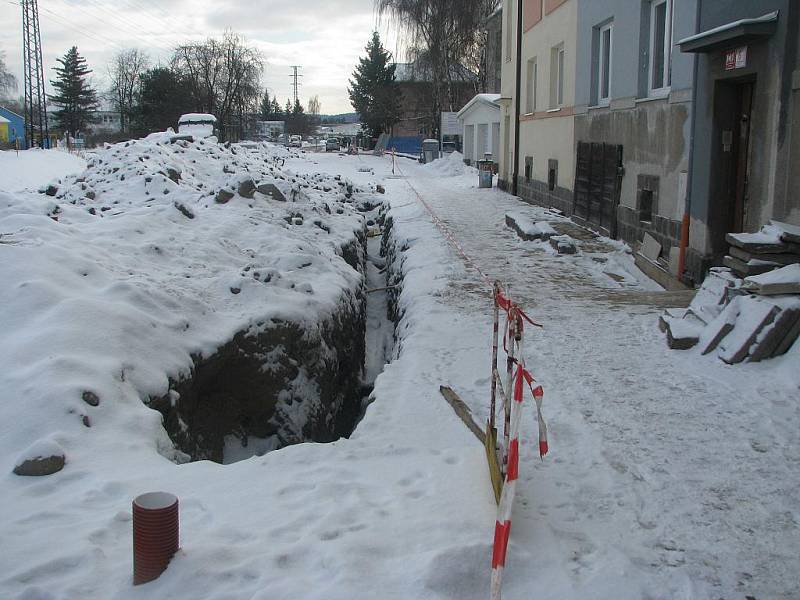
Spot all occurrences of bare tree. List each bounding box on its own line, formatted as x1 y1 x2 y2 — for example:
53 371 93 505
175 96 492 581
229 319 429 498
376 0 499 132
172 31 264 141
0 50 17 99
108 48 150 133
308 95 321 116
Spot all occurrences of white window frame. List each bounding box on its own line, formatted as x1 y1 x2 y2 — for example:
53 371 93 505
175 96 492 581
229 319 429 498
598 22 613 105
525 57 537 114
550 44 565 109
648 0 673 95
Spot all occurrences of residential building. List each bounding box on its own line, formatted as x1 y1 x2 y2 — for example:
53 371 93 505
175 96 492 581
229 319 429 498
458 94 501 164
679 2 800 282
0 107 26 147
86 110 122 135
498 0 578 217
573 0 698 268
393 62 476 138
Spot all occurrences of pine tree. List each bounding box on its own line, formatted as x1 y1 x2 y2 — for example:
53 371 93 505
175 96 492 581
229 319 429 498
271 98 282 119
48 46 99 137
259 89 271 120
348 32 401 138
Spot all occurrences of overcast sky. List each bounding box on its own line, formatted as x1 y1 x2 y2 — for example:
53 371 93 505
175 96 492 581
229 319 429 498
1 0 401 114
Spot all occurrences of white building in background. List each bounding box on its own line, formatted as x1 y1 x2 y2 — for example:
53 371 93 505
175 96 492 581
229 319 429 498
457 93 501 165
87 110 122 135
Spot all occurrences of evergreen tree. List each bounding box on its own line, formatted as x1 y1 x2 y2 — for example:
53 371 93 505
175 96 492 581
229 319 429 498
132 67 194 134
271 98 282 119
48 46 99 137
259 89 271 120
348 32 401 138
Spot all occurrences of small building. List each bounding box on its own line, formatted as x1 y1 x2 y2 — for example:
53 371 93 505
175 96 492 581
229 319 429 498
86 110 122 135
0 107 26 147
457 93 501 165
255 120 285 141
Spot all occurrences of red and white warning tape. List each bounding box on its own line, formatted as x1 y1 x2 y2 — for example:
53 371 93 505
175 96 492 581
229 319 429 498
490 288 547 600
389 157 548 600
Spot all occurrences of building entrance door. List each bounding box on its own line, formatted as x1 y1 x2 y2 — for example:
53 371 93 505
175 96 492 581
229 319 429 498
709 78 754 258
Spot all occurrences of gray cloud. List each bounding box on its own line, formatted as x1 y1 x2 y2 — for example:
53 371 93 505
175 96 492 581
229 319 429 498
1 0 398 114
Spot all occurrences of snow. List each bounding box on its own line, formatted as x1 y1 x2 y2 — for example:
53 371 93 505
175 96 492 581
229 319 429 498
745 263 800 286
422 151 475 177
0 148 87 192
1 144 799 600
178 113 217 124
14 439 65 467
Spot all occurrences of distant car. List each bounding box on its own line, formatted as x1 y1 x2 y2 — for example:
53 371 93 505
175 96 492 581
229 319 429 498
289 135 302 148
441 141 457 154
325 137 340 152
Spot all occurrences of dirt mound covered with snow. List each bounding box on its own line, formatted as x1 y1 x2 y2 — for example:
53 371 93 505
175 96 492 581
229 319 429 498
0 134 379 468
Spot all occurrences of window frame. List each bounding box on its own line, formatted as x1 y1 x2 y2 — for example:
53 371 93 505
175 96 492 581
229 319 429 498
550 43 565 109
525 57 538 114
598 22 613 105
648 0 673 95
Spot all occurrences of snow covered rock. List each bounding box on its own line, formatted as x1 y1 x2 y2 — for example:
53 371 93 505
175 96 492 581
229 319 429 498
505 212 556 241
13 440 66 476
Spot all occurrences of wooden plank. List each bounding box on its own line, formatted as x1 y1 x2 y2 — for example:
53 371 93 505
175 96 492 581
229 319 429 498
439 386 485 444
484 423 504 505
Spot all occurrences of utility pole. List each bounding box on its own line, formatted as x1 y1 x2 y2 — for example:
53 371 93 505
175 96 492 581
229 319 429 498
289 65 302 105
21 0 49 149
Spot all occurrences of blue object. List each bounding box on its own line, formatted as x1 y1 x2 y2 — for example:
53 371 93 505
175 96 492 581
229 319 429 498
387 136 423 155
0 107 26 147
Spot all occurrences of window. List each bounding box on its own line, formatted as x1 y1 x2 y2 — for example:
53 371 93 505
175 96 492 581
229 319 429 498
525 58 537 114
649 0 672 93
550 44 565 108
525 156 533 181
598 22 612 103
548 159 558 190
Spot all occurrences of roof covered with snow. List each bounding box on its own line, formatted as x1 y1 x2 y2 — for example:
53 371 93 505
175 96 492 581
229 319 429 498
178 113 217 124
457 93 501 119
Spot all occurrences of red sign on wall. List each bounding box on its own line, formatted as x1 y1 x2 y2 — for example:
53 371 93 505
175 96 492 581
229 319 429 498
725 46 747 70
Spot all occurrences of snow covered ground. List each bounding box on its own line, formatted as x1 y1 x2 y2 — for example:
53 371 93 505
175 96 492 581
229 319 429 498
1 145 798 600
0 148 87 192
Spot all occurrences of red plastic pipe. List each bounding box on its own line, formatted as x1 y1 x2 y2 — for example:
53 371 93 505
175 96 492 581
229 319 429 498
133 492 179 585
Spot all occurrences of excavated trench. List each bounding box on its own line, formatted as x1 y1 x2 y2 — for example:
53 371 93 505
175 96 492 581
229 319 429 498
149 204 398 464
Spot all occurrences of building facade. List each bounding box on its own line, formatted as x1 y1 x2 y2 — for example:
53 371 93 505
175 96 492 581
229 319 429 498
498 0 578 217
498 0 799 284
574 0 697 258
0 107 26 147
679 2 800 281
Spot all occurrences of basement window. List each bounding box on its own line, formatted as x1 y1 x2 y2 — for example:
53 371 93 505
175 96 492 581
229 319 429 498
548 159 558 191
637 174 659 222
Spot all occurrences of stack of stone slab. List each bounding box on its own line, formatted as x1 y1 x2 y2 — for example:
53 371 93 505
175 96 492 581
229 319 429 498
659 263 800 363
724 221 800 277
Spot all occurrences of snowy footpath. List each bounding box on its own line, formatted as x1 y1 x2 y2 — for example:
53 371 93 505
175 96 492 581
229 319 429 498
1 148 798 600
